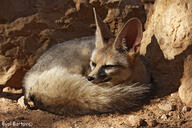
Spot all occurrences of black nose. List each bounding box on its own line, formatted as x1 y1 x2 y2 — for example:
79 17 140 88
87 76 94 81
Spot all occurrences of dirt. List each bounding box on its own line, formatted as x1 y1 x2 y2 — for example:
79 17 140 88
0 87 191 128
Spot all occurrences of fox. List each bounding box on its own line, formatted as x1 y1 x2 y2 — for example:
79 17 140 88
22 8 151 115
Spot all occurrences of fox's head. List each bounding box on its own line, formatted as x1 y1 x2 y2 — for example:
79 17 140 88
87 8 143 85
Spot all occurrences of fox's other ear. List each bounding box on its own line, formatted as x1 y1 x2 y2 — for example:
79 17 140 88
113 18 142 54
93 8 113 49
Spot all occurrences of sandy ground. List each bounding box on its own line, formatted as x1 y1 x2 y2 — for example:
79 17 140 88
0 87 191 128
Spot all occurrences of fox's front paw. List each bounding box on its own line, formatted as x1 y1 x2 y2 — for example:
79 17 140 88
24 96 37 110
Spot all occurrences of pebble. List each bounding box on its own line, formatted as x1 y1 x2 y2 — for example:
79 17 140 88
158 103 176 112
148 120 158 127
178 115 181 119
161 114 168 120
128 115 147 127
168 112 173 116
0 97 10 102
2 87 22 93
2 87 12 93
171 93 178 97
182 106 191 112
17 96 27 109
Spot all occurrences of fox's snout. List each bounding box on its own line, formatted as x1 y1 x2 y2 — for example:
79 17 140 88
87 67 108 83
87 76 94 81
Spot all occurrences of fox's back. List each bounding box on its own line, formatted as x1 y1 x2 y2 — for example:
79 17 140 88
29 36 95 75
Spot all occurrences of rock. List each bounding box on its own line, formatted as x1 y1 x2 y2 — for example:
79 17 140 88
179 55 192 107
170 93 178 97
17 96 27 109
161 114 168 120
128 115 147 127
140 0 192 96
2 87 12 93
0 0 37 23
0 14 50 88
2 87 22 94
177 115 181 119
182 106 191 113
38 0 146 38
141 0 192 59
168 112 173 117
148 120 158 127
158 103 176 112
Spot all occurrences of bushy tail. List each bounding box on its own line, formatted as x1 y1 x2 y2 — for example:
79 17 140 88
23 67 151 115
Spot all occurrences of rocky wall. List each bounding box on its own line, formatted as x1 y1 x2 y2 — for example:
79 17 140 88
140 0 192 106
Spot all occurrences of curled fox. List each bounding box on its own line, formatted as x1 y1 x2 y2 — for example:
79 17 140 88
23 8 151 115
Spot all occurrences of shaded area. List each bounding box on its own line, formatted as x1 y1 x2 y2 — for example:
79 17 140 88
145 35 192 97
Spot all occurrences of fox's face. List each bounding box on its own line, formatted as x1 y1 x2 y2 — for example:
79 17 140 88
88 9 142 85
88 42 134 85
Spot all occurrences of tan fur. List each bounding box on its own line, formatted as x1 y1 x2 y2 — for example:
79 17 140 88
25 66 150 115
89 42 150 85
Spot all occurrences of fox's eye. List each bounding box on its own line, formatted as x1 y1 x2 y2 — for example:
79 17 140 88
103 65 115 68
91 61 97 67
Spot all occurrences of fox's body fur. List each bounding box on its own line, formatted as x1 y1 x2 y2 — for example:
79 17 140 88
23 9 151 115
24 36 95 99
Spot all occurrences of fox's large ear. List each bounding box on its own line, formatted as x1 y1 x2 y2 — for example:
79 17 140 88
113 18 142 54
93 8 113 49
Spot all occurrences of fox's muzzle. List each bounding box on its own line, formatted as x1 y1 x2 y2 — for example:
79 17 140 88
97 67 107 79
87 68 112 84
87 76 95 81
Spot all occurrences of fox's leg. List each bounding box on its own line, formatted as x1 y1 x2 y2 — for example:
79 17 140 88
22 71 41 109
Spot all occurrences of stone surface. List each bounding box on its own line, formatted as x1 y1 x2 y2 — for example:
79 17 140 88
140 0 192 96
2 87 12 93
179 55 192 107
147 120 158 127
128 115 146 127
17 96 27 109
0 0 37 24
37 0 146 39
141 0 192 60
0 14 50 88
0 0 146 88
161 114 168 120
182 106 191 113
158 103 176 112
